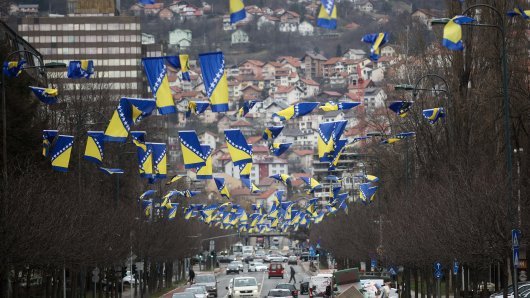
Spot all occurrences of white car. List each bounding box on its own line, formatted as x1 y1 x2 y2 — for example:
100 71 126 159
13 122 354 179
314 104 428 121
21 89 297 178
226 276 260 298
122 274 136 285
268 255 286 263
185 285 209 298
248 262 267 272
230 261 244 272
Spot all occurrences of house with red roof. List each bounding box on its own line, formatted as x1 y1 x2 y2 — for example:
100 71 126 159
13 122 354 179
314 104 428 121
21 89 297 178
297 78 320 99
230 119 255 135
279 11 300 32
272 85 300 105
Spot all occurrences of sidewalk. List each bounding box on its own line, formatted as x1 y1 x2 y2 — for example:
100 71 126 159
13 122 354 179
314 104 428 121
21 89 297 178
300 261 319 277
160 267 223 298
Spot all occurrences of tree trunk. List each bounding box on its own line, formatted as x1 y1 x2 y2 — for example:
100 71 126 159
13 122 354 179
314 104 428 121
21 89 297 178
426 269 431 298
420 268 425 298
414 268 419 298
445 269 450 298
463 265 469 298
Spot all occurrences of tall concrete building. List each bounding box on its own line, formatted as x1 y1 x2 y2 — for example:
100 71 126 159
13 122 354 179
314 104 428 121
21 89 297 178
17 15 142 97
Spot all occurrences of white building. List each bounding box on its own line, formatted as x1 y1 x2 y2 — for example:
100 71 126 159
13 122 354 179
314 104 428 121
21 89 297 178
343 49 366 60
169 28 192 49
231 29 249 45
363 87 387 113
298 21 314 36
141 33 155 45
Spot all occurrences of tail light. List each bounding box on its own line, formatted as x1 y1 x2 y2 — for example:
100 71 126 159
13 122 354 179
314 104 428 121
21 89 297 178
294 290 299 295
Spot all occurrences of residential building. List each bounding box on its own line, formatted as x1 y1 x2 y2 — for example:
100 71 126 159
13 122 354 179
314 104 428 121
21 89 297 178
381 45 397 57
231 29 249 45
159 8 175 21
223 15 236 31
141 33 155 45
272 86 300 105
353 0 374 13
297 78 320 99
278 11 300 32
363 87 387 113
199 131 218 150
288 150 315 172
18 15 142 97
301 51 327 79
239 60 265 77
67 0 115 15
9 4 39 16
411 8 444 30
257 15 278 30
298 21 314 36
169 28 192 49
343 49 366 60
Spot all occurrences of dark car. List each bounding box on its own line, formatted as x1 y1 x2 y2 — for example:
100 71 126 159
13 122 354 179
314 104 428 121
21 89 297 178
194 274 218 297
226 263 239 275
243 255 254 264
287 256 298 265
276 283 299 298
266 289 293 297
217 256 235 264
300 253 310 262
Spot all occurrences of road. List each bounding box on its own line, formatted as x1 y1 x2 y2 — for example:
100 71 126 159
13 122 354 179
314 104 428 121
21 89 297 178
215 262 309 298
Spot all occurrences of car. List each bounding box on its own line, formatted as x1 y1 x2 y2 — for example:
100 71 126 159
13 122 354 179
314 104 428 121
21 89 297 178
218 256 236 264
266 289 293 297
194 274 218 297
300 253 310 262
268 263 284 279
226 263 240 274
254 250 265 259
270 245 279 250
490 282 530 298
287 256 297 265
122 274 136 285
268 255 285 263
248 262 267 272
185 285 209 298
172 293 197 298
275 283 299 298
243 256 254 264
231 261 244 272
226 276 259 298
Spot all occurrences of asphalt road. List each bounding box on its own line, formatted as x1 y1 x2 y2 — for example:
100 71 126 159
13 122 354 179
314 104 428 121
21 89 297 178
216 262 309 298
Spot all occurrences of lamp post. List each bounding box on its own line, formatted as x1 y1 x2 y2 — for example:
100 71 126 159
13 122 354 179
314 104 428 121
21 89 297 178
432 4 515 295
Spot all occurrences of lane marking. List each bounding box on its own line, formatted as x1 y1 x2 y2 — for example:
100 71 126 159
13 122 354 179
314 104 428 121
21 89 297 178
258 269 266 297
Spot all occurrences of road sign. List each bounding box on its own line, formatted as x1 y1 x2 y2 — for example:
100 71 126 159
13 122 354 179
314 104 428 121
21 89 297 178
371 259 377 269
92 267 100 276
91 275 99 283
434 262 443 280
512 229 521 248
209 240 215 252
309 246 316 257
453 260 459 275
514 247 520 268
388 267 397 276
135 262 144 271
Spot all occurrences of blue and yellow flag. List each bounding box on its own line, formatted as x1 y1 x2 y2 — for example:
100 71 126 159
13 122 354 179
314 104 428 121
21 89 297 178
320 101 360 112
239 162 252 179
270 142 292 157
318 122 336 162
300 177 321 193
178 130 208 168
104 98 156 142
273 102 319 121
215 177 231 200
422 108 445 124
262 125 284 140
50 135 74 172
329 139 347 170
442 16 475 51
137 142 154 178
317 0 337 29
84 131 105 165
380 138 401 144
42 129 58 157
238 100 258 117
365 175 379 183
67 60 94 79
396 131 416 139
151 143 167 179
361 33 389 62
99 167 124 175
186 101 210 118
3 59 25 78
168 203 179 220
225 129 253 166
199 52 229 112
269 174 292 186
508 6 530 20
140 190 156 200
196 145 213 179
359 182 378 203
142 199 153 217
241 177 260 193
389 101 413 117
229 0 246 24
165 55 191 81
142 57 177 115
166 174 184 185
29 86 58 104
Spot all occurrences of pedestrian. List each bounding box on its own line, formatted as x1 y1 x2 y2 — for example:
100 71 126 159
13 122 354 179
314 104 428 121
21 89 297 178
381 281 391 298
188 267 195 284
289 266 296 283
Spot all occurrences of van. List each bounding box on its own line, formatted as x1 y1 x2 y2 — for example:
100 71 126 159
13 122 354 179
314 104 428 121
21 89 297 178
226 276 259 298
268 263 284 279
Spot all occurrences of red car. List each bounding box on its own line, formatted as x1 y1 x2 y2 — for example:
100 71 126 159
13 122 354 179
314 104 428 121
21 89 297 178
268 262 284 279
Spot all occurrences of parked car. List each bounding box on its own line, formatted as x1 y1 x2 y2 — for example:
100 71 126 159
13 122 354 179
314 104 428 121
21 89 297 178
275 283 299 298
266 289 293 297
248 262 267 272
269 255 287 263
490 282 530 298
268 263 284 279
287 256 297 265
218 256 235 263
226 263 240 275
300 252 310 262
226 276 259 298
194 274 218 297
122 274 136 285
185 285 209 298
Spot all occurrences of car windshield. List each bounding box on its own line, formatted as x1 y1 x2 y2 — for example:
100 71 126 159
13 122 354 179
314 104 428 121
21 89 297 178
195 275 215 283
276 284 294 290
185 287 206 294
234 278 257 287
268 289 291 297
228 264 238 268
172 293 196 298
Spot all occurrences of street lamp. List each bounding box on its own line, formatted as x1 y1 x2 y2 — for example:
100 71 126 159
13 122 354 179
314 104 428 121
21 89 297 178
432 4 515 296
